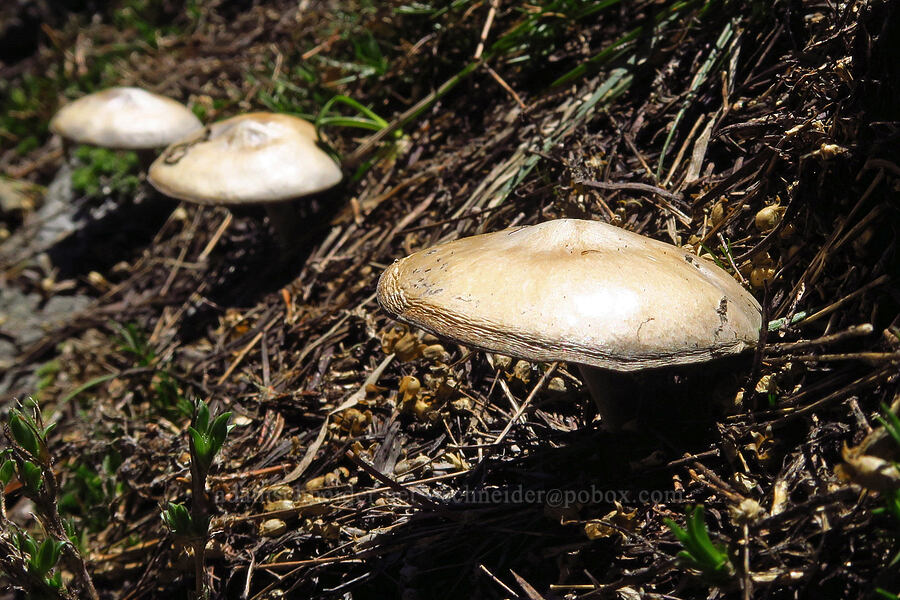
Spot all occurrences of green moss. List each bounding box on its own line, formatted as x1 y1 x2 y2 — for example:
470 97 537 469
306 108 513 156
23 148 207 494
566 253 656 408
70 146 140 198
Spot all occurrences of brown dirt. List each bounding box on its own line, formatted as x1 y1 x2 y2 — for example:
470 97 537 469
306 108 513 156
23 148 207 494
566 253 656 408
1 1 898 598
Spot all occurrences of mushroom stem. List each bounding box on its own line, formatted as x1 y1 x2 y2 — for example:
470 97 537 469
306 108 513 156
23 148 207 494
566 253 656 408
576 365 638 430
263 201 302 251
136 148 157 173
60 138 72 164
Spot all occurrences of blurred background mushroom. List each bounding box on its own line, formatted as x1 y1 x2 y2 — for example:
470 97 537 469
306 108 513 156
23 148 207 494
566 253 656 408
11 87 204 279
147 112 342 251
50 86 202 168
377 218 762 429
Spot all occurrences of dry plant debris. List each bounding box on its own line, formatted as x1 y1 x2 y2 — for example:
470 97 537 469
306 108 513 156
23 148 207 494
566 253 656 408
0 1 898 598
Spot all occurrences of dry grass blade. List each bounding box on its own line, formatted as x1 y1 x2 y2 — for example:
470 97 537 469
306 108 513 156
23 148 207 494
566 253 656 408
0 1 897 598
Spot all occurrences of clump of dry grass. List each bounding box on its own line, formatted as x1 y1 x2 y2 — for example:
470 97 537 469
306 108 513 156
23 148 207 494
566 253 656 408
1 1 898 598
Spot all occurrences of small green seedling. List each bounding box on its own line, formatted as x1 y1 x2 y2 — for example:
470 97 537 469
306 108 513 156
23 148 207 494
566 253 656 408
15 533 66 591
19 461 44 495
109 322 193 419
665 505 734 582
188 401 233 479
161 501 204 539
162 400 232 599
0 450 14 486
114 322 156 366
7 408 57 495
9 408 55 462
2 400 99 599
34 360 61 400
58 453 124 533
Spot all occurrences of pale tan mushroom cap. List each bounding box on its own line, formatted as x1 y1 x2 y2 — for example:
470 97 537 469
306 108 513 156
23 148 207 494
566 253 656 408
378 219 762 371
147 112 342 205
49 87 202 149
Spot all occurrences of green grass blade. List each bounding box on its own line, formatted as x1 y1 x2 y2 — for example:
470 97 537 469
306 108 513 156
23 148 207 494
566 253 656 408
59 373 119 405
665 518 691 546
686 506 728 569
316 94 389 137
316 116 387 131
552 0 701 87
767 311 809 331
551 27 640 87
656 16 736 178
876 403 900 448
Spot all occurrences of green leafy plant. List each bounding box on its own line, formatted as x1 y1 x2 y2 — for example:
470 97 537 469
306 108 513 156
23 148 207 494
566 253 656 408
58 452 124 533
113 323 194 419
16 533 66 592
161 400 232 599
665 505 734 582
188 401 233 479
0 450 14 485
8 408 55 496
0 528 68 599
34 360 61 401
350 30 389 76
114 322 156 366
161 501 203 539
1 400 98 599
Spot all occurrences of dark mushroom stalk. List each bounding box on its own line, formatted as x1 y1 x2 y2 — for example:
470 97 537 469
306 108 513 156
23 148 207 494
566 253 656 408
261 201 304 250
376 219 762 430
576 367 637 428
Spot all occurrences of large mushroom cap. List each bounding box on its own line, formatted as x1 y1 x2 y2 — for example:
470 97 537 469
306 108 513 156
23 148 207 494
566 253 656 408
147 112 342 205
378 219 762 371
49 87 202 150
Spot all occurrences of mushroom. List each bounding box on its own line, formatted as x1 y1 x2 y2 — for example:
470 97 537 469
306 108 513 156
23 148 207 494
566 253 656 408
50 86 202 165
147 112 342 249
376 218 762 428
